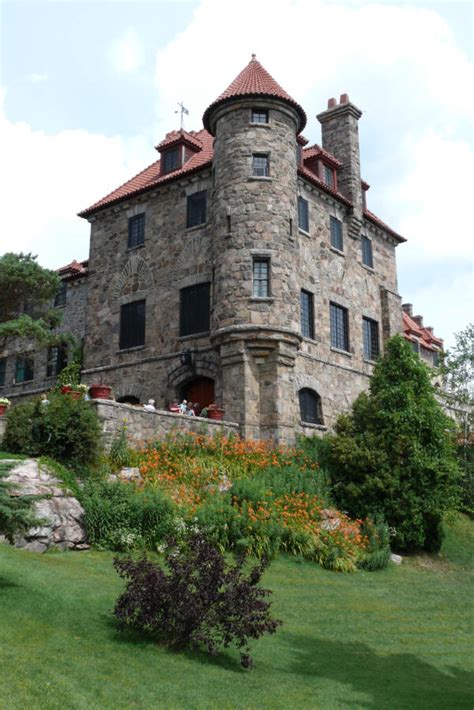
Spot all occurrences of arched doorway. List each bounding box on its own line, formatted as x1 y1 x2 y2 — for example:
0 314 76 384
181 377 215 415
117 395 140 405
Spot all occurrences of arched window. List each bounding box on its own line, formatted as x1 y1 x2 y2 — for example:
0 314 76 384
299 388 323 425
117 395 140 405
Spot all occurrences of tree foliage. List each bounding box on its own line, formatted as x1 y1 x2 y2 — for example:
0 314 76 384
0 462 37 543
114 533 281 668
325 335 460 552
0 252 63 345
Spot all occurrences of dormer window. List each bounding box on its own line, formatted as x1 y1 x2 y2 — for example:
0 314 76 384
251 108 268 124
162 147 181 175
323 165 335 189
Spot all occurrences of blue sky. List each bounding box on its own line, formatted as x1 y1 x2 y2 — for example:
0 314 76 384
0 0 473 348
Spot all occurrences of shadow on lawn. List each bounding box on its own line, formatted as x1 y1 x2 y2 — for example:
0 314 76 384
284 634 474 709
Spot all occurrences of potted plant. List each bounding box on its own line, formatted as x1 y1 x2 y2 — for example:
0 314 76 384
208 403 225 421
0 397 11 416
89 383 113 400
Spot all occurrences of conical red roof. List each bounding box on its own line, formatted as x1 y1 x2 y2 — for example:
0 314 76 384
203 55 306 134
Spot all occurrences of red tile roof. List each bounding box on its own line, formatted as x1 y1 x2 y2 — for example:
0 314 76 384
155 129 203 152
298 165 352 207
364 209 405 243
303 144 343 169
202 55 306 134
58 259 88 281
79 130 213 217
403 311 443 351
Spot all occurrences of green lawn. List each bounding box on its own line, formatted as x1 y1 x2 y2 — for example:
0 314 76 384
0 516 473 710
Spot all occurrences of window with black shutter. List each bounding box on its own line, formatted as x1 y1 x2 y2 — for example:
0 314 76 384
361 236 374 268
330 302 349 351
300 290 314 339
180 283 210 336
119 300 146 350
298 197 309 232
251 108 268 124
0 358 6 387
128 213 145 248
186 191 207 228
162 147 180 174
47 344 68 377
15 355 34 383
252 258 270 297
362 317 379 361
252 154 269 177
330 217 343 251
54 281 67 308
299 388 324 425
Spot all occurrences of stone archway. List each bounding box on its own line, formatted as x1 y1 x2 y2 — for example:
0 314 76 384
181 377 215 414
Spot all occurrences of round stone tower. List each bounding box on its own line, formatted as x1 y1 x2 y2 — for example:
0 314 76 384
202 56 307 442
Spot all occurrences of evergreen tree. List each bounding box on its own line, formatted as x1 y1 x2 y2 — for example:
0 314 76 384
0 462 37 543
326 335 460 552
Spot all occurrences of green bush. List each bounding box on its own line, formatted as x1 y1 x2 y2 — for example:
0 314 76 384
325 335 460 553
3 393 101 467
357 519 391 571
80 480 175 550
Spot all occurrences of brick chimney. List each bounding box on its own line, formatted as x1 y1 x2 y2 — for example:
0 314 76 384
317 94 363 216
402 303 413 317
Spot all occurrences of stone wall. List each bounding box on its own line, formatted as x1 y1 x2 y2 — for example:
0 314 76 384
91 399 239 450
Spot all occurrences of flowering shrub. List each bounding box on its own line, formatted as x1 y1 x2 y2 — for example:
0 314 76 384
114 532 281 668
130 432 374 571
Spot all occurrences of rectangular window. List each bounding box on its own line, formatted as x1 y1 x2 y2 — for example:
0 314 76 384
324 165 334 188
296 143 302 166
128 213 145 248
186 190 207 228
0 358 6 387
252 258 270 298
432 350 440 367
411 340 420 354
252 154 269 177
363 317 380 361
119 300 146 350
330 217 343 251
251 108 268 124
330 303 349 351
162 147 180 174
54 281 67 308
298 197 309 232
300 290 314 339
15 355 34 383
180 282 211 337
361 236 374 268
46 345 68 378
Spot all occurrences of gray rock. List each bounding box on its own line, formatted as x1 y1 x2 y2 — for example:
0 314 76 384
5 459 87 552
390 553 403 565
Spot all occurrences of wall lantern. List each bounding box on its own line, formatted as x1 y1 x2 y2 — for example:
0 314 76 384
180 348 195 371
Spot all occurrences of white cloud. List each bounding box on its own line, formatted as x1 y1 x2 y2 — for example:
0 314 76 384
0 89 152 269
107 27 144 74
27 73 48 84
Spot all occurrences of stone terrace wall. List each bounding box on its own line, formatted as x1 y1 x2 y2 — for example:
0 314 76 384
91 399 240 450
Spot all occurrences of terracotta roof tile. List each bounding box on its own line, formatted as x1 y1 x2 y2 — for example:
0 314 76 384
202 55 306 134
402 311 443 351
364 209 406 243
79 130 213 217
303 144 343 169
298 165 352 207
156 129 203 152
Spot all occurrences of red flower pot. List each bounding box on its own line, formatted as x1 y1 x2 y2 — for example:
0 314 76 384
208 407 225 421
0 404 7 416
61 385 72 394
89 384 112 400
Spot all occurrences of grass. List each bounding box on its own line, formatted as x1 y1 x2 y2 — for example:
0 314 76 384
0 516 473 710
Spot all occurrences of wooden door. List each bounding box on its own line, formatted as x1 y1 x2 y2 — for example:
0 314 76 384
184 378 215 414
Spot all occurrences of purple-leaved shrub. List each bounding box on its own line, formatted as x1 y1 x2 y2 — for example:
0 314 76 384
113 532 281 668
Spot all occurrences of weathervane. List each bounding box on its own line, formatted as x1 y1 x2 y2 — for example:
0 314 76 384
175 101 189 130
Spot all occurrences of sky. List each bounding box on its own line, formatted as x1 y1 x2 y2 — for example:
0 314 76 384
0 0 473 349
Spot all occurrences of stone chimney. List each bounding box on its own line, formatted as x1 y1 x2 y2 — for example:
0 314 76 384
317 94 363 216
402 303 413 317
413 315 424 328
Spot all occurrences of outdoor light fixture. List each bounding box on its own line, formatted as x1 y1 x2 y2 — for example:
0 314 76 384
180 348 194 370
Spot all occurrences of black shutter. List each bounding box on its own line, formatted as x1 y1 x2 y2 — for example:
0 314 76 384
180 283 210 336
120 300 146 349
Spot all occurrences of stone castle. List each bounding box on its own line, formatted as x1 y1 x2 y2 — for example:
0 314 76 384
0 56 443 442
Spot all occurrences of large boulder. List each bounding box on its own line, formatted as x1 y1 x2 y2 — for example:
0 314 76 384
1 459 88 552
